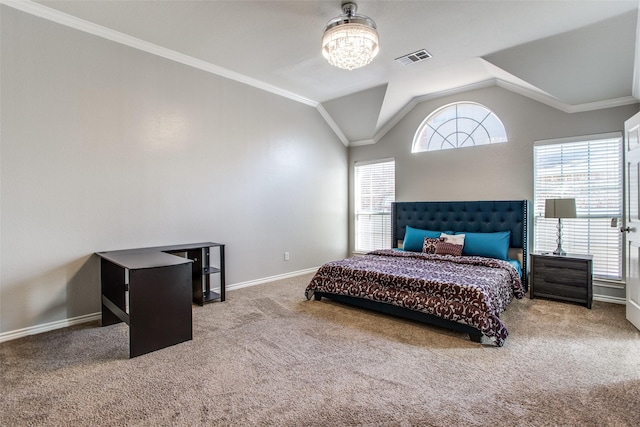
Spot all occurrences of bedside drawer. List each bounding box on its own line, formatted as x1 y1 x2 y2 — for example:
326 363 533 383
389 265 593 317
532 279 588 301
532 262 589 288
533 256 588 271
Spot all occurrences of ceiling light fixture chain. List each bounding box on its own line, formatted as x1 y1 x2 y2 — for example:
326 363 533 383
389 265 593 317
321 1 379 71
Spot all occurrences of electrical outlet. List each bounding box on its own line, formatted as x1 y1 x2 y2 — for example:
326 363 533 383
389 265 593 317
284 252 290 261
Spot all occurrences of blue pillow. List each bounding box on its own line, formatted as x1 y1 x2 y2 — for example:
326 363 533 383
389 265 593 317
403 226 451 252
457 231 511 260
507 259 522 276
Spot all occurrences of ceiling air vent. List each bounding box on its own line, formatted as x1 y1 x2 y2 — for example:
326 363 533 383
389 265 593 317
395 49 432 65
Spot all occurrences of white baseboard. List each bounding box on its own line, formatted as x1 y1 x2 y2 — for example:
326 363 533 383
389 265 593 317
593 294 626 305
1 278 627 344
0 312 102 343
226 267 318 291
0 267 320 344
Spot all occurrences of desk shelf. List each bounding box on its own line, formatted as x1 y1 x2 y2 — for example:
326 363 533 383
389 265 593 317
188 243 225 306
203 290 222 303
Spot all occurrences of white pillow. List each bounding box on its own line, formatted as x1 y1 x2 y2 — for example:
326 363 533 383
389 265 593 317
440 233 465 246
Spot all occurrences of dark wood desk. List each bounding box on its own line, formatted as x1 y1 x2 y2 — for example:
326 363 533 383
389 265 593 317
97 250 192 358
96 242 224 358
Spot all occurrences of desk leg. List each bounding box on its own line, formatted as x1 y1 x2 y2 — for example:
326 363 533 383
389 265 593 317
203 247 211 298
128 263 192 358
188 248 204 306
101 259 126 327
219 245 225 302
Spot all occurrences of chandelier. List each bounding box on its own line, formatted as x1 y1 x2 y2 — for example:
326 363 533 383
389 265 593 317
321 2 379 71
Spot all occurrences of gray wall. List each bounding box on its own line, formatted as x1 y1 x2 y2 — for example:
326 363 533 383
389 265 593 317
0 7 348 335
349 85 639 299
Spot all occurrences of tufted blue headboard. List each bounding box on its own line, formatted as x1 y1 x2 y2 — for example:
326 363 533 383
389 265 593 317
391 200 530 286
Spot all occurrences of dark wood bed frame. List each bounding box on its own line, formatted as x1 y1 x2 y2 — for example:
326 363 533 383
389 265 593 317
313 200 530 343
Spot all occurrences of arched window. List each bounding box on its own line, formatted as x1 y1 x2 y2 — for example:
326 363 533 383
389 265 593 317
412 102 507 153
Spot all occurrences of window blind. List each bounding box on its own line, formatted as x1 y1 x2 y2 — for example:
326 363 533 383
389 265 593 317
354 159 395 252
533 134 622 280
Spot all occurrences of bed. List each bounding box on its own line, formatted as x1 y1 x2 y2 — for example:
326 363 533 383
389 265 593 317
305 200 529 346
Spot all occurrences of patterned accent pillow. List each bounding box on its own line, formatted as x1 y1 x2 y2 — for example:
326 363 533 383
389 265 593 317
435 241 464 256
422 237 442 254
440 233 465 246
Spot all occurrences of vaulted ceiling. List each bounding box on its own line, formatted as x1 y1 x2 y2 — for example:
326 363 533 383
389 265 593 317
17 1 640 145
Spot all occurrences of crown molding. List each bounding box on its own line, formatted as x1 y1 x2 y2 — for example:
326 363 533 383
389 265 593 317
561 96 639 113
495 79 639 113
5 1 638 149
1 0 318 109
371 78 640 145
372 79 498 143
2 0 364 144
316 104 349 146
348 139 376 147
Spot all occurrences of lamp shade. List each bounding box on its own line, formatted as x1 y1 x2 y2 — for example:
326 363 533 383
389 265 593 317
545 198 577 219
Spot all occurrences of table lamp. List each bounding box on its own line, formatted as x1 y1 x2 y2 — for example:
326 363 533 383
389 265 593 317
545 198 576 256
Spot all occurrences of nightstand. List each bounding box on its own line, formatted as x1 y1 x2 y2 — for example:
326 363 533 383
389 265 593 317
530 252 593 309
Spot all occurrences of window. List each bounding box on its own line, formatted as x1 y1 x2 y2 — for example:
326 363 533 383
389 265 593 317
412 102 507 153
354 159 395 252
533 133 623 280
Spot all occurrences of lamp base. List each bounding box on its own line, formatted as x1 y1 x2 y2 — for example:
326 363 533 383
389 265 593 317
552 247 567 256
553 218 567 256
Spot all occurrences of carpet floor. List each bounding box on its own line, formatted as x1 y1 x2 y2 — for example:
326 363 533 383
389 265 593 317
1 272 639 426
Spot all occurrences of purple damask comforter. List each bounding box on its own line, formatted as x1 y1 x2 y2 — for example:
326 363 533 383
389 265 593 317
305 249 525 346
